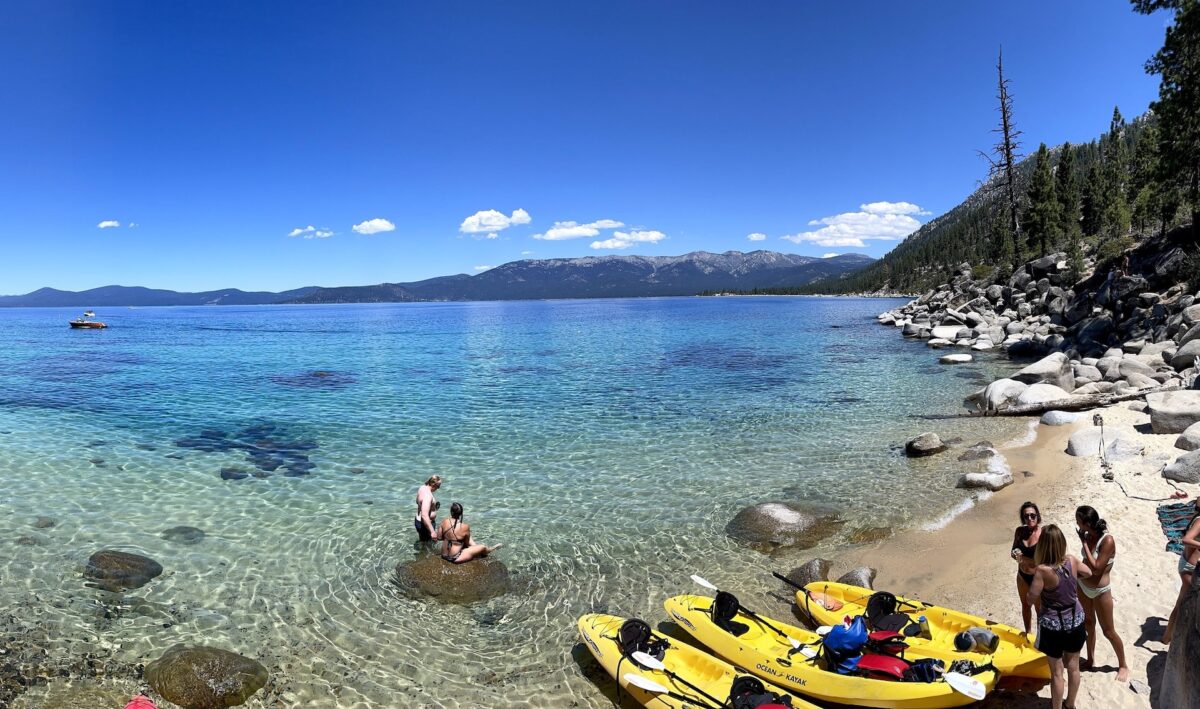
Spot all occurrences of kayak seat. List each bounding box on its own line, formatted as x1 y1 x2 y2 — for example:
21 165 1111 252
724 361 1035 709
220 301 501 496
855 653 909 681
712 591 750 637
867 630 908 656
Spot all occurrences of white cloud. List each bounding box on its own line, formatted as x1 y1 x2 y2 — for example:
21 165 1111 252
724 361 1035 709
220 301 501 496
782 201 925 248
590 229 667 250
747 232 767 242
460 208 531 234
485 232 499 240
352 218 396 235
288 225 335 239
474 265 494 272
533 218 625 240
97 220 120 229
520 250 533 256
822 252 839 258
127 222 138 228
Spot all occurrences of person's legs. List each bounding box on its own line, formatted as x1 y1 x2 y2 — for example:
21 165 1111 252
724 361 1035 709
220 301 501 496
1064 651 1081 709
1079 590 1096 668
453 542 503 563
1017 574 1033 634
1094 591 1128 680
1046 656 1065 709
1163 570 1193 643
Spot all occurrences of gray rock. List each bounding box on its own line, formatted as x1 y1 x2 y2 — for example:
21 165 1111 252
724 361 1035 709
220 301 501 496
1125 372 1161 390
836 566 877 590
1041 411 1080 426
146 644 268 709
1011 352 1074 391
1066 429 1143 459
926 338 953 348
939 354 973 364
1165 450 1200 484
1015 383 1072 407
84 550 163 592
1184 304 1200 327
1170 340 1200 372
905 432 947 457
1178 323 1200 349
931 325 962 340
1073 381 1115 395
725 502 843 552
1073 364 1103 382
34 516 55 529
785 558 831 588
162 526 206 545
957 471 1014 491
393 553 512 603
1147 391 1200 434
957 442 997 461
1176 422 1200 451
967 378 1028 412
1158 567 1200 708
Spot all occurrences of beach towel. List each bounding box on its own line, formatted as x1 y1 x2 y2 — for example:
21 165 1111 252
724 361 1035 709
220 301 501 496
1157 501 1197 555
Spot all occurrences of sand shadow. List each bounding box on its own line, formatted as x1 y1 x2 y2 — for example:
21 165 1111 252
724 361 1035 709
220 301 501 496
1134 615 1167 649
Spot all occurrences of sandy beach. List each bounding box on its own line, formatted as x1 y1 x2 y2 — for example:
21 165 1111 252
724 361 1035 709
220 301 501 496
828 401 1190 708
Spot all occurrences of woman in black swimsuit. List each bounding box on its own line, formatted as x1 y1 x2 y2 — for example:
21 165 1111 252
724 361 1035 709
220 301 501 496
1011 501 1043 634
438 502 502 564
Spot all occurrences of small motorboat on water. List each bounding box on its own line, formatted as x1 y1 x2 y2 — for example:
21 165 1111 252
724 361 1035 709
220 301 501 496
83 310 95 317
70 312 107 329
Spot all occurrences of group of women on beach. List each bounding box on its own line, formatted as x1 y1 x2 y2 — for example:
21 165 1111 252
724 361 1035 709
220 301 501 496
1010 499 1200 709
413 475 502 563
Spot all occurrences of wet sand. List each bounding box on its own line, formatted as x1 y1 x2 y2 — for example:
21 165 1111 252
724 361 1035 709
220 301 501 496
834 403 1188 708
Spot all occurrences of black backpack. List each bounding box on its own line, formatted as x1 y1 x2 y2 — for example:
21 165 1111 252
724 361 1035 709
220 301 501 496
729 675 793 709
712 591 750 637
617 618 667 662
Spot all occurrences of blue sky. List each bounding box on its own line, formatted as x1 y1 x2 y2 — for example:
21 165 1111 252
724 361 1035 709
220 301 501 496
0 1 1172 293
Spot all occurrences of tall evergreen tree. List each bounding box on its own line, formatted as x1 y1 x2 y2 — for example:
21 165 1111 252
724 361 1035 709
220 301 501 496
1131 123 1163 233
1081 162 1106 236
1055 142 1081 239
1134 0 1200 228
1100 107 1132 238
1024 143 1060 256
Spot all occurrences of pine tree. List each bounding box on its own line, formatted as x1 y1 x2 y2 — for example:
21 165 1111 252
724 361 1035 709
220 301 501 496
1023 143 1060 256
1056 142 1081 240
1134 0 1200 228
1131 123 1162 233
1081 162 1106 236
1100 107 1132 239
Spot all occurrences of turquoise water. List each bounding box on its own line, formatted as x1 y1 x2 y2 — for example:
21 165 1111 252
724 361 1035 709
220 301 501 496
0 298 1023 707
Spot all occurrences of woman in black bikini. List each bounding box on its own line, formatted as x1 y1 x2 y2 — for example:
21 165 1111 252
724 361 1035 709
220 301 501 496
438 502 502 564
1011 501 1043 634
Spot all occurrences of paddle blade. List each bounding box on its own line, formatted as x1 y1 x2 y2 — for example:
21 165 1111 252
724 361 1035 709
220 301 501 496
690 574 718 591
631 651 667 672
797 645 818 659
816 625 833 636
623 673 670 694
944 672 986 701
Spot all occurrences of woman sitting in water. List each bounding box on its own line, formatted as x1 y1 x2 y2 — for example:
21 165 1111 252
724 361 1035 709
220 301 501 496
1010 501 1043 634
414 475 442 542
1027 524 1088 709
1074 505 1128 681
439 502 502 564
1163 504 1200 644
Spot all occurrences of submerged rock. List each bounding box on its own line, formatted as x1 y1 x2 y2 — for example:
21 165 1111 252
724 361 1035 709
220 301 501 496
145 644 268 709
725 502 843 552
904 432 947 457
33 516 56 529
84 550 163 592
162 526 206 545
957 442 997 462
394 554 512 603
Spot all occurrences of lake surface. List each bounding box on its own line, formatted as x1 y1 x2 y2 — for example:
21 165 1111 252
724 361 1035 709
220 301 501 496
0 298 1026 707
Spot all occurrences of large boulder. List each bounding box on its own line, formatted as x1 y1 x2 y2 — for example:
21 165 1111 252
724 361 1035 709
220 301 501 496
931 325 963 340
784 558 831 588
1015 383 1072 407
1159 571 1200 708
1171 340 1200 372
1178 323 1200 349
1164 450 1200 485
146 645 268 709
1066 429 1144 460
1011 352 1075 391
725 502 842 553
1041 410 1080 426
905 432 947 457
956 471 1014 491
84 550 163 592
394 553 512 603
1147 391 1200 434
836 567 877 590
966 378 1028 412
1177 422 1200 452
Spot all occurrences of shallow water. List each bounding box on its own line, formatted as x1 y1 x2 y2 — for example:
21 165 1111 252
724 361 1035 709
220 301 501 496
0 298 1025 706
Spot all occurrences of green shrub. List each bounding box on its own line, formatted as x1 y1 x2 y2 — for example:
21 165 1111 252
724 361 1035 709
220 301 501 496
972 263 996 282
1094 236 1135 266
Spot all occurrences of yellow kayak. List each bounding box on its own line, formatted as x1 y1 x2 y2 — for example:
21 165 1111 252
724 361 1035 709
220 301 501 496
665 595 998 708
797 581 1048 682
578 613 817 708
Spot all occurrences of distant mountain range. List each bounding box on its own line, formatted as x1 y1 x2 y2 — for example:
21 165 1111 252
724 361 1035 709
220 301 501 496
0 251 874 307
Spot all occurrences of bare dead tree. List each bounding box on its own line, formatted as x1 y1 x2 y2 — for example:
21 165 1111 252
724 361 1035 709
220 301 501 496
978 47 1024 268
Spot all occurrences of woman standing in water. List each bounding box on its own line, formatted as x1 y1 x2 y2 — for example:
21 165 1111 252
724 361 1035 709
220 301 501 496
1028 524 1088 709
1075 505 1128 681
414 475 442 542
1010 501 1043 634
1163 504 1200 644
